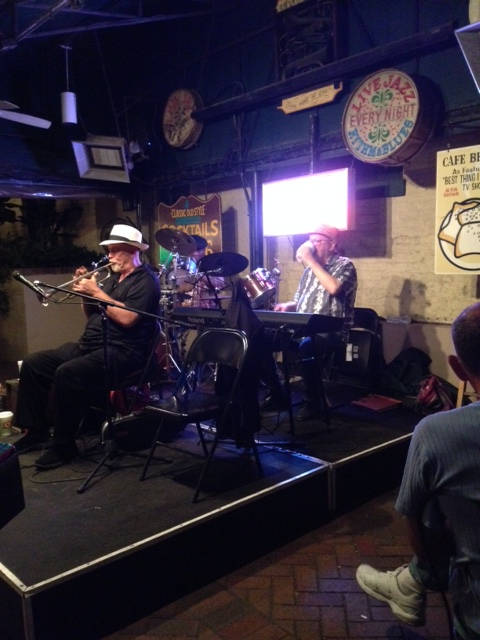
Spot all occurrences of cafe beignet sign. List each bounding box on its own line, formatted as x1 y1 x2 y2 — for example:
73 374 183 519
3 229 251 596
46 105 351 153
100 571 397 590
342 69 428 166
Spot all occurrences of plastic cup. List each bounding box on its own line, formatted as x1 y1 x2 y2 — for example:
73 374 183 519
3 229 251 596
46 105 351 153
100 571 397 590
0 410 13 436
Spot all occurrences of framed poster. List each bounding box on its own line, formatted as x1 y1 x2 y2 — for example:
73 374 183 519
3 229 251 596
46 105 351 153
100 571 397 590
435 145 480 274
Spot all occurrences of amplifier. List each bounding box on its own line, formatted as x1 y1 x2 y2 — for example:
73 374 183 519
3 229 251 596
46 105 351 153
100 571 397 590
0 444 25 529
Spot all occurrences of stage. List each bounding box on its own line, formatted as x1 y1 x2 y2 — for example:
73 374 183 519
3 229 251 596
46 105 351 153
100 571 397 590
0 385 419 640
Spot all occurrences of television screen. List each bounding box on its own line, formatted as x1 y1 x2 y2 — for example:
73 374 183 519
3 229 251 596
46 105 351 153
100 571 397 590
262 167 354 237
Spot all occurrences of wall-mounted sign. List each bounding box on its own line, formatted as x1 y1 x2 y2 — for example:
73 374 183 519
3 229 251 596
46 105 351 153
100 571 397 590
435 145 480 274
278 82 343 114
342 69 435 166
155 194 222 264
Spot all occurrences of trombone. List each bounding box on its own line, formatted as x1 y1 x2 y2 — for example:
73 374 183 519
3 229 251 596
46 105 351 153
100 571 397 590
57 261 113 289
45 260 113 303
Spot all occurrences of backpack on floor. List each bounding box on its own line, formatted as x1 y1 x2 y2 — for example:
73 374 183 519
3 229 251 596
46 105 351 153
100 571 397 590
415 375 455 415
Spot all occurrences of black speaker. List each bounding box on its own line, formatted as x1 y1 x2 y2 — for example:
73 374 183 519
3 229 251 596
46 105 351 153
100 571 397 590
0 445 25 529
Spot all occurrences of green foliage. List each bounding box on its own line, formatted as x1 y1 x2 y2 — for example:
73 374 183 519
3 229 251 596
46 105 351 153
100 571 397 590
0 198 102 316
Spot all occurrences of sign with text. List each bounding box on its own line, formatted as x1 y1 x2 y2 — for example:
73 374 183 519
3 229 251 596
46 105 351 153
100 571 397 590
278 82 343 114
435 145 480 273
342 69 425 166
155 194 222 263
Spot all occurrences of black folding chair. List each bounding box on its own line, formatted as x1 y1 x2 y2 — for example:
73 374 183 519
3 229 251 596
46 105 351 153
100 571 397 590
141 327 263 502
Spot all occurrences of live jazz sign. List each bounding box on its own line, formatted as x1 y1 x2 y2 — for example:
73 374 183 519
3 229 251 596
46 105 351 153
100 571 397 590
342 69 423 165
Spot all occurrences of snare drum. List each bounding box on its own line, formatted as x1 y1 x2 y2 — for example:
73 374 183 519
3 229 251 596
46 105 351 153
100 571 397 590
242 267 276 308
167 255 197 287
177 255 197 274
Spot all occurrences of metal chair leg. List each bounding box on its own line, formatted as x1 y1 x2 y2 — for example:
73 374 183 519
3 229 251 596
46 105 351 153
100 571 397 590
140 420 164 481
195 422 209 457
77 439 116 493
192 437 219 503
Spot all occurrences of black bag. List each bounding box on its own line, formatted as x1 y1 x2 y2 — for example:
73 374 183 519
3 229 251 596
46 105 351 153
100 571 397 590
415 375 455 415
380 347 432 396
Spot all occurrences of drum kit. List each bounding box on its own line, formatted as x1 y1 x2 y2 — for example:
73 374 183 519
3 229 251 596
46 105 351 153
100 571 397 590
154 228 279 311
154 227 280 378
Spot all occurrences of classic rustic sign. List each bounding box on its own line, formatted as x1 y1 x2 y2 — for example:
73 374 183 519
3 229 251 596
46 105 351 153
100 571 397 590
155 194 222 264
342 69 430 166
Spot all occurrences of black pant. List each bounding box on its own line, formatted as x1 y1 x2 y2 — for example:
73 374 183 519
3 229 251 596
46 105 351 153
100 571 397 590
297 332 343 406
16 342 143 446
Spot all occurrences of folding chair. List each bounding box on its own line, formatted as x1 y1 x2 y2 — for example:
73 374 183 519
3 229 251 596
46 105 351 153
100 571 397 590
140 327 263 502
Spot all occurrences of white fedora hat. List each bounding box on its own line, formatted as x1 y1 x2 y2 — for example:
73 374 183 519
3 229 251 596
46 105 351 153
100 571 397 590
99 224 149 251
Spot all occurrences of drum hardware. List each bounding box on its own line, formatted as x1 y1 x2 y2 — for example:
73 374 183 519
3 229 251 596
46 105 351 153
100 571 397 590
156 308 188 379
271 259 281 306
155 324 182 379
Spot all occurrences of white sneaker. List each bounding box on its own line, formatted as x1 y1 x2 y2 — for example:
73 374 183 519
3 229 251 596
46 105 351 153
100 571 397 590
356 564 426 626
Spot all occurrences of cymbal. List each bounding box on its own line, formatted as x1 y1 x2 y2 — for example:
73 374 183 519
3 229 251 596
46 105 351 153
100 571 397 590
155 228 196 255
197 252 248 277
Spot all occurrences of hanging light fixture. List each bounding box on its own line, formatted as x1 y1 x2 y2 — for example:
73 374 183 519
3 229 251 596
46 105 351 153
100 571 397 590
60 44 77 124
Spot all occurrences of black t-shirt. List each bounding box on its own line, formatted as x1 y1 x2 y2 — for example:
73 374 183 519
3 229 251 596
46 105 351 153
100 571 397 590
79 264 160 354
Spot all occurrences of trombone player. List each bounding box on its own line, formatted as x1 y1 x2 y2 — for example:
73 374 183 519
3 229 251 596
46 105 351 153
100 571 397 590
14 224 160 470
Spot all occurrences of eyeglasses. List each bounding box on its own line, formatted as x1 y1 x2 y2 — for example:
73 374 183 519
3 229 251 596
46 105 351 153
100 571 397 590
309 236 332 244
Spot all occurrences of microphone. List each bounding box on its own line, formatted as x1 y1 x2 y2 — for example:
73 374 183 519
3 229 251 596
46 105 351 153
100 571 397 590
12 272 47 303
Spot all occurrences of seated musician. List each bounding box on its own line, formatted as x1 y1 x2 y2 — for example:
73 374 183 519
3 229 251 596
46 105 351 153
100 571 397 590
274 224 357 421
178 234 225 309
13 224 160 469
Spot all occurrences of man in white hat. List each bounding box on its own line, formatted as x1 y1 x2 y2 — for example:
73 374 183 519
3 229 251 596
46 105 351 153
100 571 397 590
274 224 357 420
14 223 160 470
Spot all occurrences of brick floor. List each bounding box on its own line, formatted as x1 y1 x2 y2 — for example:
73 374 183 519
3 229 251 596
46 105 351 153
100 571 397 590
102 489 453 639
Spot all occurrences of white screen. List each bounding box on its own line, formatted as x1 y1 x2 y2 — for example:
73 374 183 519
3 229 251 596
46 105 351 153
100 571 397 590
262 168 352 237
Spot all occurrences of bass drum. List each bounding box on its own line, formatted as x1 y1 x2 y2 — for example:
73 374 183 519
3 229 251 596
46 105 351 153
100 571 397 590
242 267 276 309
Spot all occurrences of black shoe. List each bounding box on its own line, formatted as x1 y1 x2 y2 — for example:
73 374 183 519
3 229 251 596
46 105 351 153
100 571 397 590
261 394 290 412
14 431 49 454
35 443 78 470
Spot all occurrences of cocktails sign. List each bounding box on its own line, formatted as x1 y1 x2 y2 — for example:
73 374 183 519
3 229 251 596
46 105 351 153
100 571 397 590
156 194 222 264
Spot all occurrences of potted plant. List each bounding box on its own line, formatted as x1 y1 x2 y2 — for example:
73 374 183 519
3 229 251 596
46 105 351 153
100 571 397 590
0 198 101 316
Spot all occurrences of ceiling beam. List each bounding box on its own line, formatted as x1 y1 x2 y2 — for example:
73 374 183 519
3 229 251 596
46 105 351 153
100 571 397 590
3 3 211 42
17 3 140 20
1 0 71 48
193 22 457 123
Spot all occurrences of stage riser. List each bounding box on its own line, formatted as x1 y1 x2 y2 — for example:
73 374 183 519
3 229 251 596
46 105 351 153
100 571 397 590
332 438 411 513
0 432 414 639
1 470 329 640
0 579 25 640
